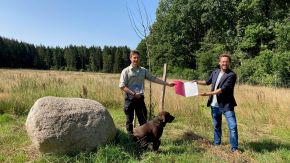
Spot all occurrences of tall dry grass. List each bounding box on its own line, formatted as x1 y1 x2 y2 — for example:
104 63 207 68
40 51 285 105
0 69 124 114
1 69 289 126
1 69 288 140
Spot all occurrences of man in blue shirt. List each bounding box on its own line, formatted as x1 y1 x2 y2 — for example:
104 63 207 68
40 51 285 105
193 53 241 154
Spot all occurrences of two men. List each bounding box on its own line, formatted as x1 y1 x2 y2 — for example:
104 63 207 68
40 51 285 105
119 50 175 137
194 53 240 153
119 50 240 153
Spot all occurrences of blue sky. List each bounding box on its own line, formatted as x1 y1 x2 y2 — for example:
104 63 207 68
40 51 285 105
0 0 159 49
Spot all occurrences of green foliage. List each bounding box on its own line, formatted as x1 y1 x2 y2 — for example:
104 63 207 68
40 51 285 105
94 145 132 162
136 39 149 68
36 143 134 163
271 51 290 87
146 0 289 87
76 46 89 70
88 46 102 72
0 100 12 114
113 46 130 73
0 36 131 73
236 50 290 86
64 46 77 71
237 51 275 86
155 66 199 80
196 43 226 80
0 114 14 124
235 59 257 84
274 21 290 51
51 47 64 70
149 0 204 70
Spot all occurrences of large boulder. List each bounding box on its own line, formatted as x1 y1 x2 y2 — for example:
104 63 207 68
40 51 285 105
26 96 116 154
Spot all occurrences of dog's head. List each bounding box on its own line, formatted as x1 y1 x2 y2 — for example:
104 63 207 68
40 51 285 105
158 111 175 123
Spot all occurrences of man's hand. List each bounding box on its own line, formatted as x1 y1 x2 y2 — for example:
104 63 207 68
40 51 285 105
192 80 207 85
192 80 198 84
199 92 208 96
167 82 175 87
134 92 142 99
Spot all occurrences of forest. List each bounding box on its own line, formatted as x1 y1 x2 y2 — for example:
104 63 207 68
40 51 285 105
138 0 289 86
0 37 131 73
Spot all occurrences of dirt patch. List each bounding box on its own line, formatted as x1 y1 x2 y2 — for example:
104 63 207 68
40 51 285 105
177 131 212 147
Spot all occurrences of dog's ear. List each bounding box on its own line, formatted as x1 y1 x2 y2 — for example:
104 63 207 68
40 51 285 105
158 112 166 123
162 114 166 123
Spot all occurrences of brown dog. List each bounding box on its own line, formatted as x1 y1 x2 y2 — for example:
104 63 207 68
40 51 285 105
133 111 175 151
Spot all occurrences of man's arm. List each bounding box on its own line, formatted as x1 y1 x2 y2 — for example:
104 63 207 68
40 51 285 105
200 73 236 96
120 86 135 96
192 80 207 85
193 79 221 96
144 69 175 87
199 88 222 96
193 70 214 86
120 86 143 99
152 78 175 87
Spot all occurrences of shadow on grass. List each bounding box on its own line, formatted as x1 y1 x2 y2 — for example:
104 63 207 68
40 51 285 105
39 130 211 162
156 131 210 155
38 129 144 162
113 129 144 160
174 131 211 146
246 139 290 153
116 130 206 157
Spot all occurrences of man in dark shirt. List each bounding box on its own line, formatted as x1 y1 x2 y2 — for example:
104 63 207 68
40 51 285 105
193 53 241 154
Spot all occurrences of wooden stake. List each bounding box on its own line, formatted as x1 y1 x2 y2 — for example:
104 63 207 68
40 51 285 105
159 64 168 112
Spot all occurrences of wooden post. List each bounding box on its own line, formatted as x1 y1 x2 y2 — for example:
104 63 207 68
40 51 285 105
159 64 168 112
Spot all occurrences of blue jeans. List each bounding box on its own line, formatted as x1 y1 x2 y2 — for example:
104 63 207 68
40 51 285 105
211 106 238 151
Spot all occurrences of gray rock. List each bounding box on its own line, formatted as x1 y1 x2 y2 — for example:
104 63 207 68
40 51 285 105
26 96 116 154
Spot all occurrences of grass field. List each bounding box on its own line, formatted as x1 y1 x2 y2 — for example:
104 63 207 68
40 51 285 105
0 69 289 162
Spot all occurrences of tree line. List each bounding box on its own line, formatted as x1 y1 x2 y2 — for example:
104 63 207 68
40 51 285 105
0 0 289 87
0 36 131 73
137 0 289 87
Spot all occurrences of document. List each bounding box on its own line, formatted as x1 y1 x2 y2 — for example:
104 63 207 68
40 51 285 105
174 80 198 97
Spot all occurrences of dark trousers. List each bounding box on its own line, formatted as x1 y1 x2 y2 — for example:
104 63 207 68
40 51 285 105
124 95 147 134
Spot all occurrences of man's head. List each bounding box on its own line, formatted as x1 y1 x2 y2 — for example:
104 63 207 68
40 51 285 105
130 50 140 67
219 53 231 71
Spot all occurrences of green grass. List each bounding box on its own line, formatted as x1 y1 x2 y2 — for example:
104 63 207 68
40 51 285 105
1 109 289 162
0 115 30 162
0 114 13 124
0 69 289 162
272 128 290 140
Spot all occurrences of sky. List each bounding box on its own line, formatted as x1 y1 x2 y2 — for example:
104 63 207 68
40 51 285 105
0 0 159 49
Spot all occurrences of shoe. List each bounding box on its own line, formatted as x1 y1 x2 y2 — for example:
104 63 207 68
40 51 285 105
232 149 242 155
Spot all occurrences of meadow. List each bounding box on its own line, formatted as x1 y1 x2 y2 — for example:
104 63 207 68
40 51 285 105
0 69 289 162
